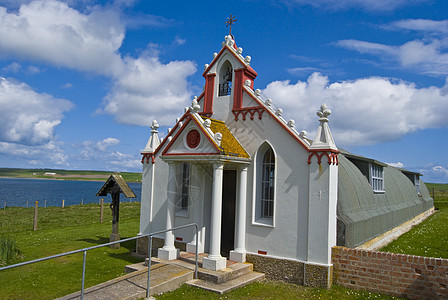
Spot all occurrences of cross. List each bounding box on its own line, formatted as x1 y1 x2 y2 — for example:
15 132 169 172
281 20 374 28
226 14 237 35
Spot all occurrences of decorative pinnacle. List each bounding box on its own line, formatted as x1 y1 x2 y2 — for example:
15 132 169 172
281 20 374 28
192 96 201 112
150 120 159 132
317 104 331 122
226 14 237 35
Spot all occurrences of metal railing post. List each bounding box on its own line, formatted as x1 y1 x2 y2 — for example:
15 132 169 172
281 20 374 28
81 250 87 300
146 235 152 299
0 223 199 299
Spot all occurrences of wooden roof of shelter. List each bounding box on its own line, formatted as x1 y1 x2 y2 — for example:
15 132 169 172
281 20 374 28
96 174 136 198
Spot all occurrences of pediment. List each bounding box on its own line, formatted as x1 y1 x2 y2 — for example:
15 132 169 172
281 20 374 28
161 116 220 157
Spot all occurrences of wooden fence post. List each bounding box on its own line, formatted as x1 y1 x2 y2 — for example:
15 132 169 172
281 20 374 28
44 200 47 208
100 198 104 223
33 201 38 231
62 199 65 208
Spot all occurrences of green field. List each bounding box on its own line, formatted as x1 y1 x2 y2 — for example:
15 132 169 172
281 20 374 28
0 167 142 182
380 183 448 258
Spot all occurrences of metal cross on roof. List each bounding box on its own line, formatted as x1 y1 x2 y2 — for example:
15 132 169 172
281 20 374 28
226 14 237 35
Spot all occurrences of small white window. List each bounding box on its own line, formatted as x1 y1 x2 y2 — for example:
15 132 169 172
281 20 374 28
370 164 384 193
415 175 421 195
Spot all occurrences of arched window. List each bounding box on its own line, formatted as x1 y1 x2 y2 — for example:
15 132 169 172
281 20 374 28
253 143 276 226
261 148 275 218
218 60 232 96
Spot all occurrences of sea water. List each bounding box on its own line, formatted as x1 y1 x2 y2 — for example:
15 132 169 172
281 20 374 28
0 178 141 208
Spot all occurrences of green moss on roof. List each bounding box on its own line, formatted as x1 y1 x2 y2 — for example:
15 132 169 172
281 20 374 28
205 118 250 159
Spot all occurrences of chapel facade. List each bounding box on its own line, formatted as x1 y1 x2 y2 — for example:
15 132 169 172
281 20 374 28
137 35 433 287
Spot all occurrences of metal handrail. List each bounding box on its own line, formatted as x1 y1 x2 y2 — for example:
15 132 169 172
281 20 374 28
0 223 199 300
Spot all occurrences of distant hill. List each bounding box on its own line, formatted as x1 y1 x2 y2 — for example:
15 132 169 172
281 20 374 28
0 168 141 183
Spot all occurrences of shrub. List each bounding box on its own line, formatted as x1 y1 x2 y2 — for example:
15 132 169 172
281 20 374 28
0 235 21 265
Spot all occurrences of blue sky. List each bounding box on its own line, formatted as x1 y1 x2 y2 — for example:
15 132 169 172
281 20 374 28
0 0 447 183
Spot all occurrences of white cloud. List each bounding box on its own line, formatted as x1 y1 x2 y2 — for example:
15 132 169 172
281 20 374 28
0 76 73 145
95 137 120 151
418 164 448 183
0 1 197 127
387 19 448 34
337 19 448 76
278 0 428 12
101 54 196 126
0 140 69 166
387 162 405 168
0 0 125 75
263 72 448 146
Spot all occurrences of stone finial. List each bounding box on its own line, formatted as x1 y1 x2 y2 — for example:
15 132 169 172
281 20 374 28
204 64 209 70
310 104 337 150
213 52 218 58
276 108 283 117
265 98 272 106
150 120 159 132
184 107 189 113
237 47 243 54
317 103 331 122
255 89 261 96
245 56 251 64
176 118 180 123
167 128 172 134
287 119 295 128
225 35 235 47
192 96 201 112
143 120 161 154
244 79 251 87
299 130 307 139
214 132 222 146
204 119 211 128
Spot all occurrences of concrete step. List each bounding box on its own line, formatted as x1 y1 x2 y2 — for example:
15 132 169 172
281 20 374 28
57 263 193 300
151 252 254 284
124 261 148 273
187 271 265 294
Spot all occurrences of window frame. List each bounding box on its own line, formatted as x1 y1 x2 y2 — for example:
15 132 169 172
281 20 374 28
369 163 385 193
252 142 276 227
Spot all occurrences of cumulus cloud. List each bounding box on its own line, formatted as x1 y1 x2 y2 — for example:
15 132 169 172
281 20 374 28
278 0 428 12
263 72 448 146
0 0 125 75
0 1 197 127
0 140 69 166
77 138 140 170
0 77 73 145
101 54 196 126
418 164 448 183
95 137 120 151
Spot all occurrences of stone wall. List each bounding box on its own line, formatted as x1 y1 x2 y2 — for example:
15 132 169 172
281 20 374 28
246 253 332 288
332 246 448 299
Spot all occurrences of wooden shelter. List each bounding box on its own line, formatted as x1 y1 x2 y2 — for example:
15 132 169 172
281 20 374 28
96 174 136 248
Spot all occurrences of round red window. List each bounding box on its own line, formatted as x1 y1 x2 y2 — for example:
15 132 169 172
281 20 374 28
186 130 200 149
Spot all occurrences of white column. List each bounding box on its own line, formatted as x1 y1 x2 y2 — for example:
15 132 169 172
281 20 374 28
158 162 178 260
187 164 204 254
230 165 248 262
203 163 227 271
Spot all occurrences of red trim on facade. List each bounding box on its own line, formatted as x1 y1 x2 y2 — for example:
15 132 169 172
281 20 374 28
203 73 215 114
233 69 244 110
232 106 265 121
153 112 190 157
162 152 221 156
175 237 183 241
307 150 339 165
258 250 267 255
161 115 221 157
198 112 213 118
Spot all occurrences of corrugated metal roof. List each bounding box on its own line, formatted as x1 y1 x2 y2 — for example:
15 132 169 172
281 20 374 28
337 154 433 247
96 174 136 198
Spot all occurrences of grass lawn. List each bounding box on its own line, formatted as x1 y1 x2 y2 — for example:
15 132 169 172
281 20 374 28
380 183 448 258
0 202 143 299
154 281 401 300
